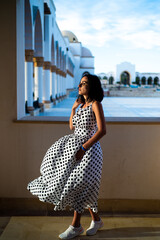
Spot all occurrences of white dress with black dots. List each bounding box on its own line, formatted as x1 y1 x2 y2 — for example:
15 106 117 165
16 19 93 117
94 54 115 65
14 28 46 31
27 103 103 213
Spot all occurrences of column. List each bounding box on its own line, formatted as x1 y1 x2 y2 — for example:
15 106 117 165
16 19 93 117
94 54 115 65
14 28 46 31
60 70 63 97
59 70 61 97
64 72 67 95
63 72 66 95
50 65 56 100
33 57 44 107
62 72 64 96
139 78 141 86
55 68 58 98
56 68 61 98
25 49 34 112
59 70 62 97
43 61 51 103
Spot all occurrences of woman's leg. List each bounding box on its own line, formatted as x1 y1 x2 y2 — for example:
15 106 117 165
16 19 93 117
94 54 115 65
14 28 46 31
59 210 83 239
86 208 103 236
88 208 100 221
71 210 82 227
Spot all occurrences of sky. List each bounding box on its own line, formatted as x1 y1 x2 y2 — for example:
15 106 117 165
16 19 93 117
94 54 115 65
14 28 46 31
53 0 160 74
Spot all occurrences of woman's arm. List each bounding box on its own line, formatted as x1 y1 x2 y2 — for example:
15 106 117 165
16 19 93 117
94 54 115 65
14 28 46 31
69 108 76 130
69 99 82 130
82 101 106 149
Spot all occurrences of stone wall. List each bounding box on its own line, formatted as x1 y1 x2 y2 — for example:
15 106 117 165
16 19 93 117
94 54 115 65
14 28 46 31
105 87 160 97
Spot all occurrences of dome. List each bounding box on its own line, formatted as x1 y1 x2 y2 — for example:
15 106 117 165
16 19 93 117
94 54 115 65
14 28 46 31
61 30 78 43
81 47 93 57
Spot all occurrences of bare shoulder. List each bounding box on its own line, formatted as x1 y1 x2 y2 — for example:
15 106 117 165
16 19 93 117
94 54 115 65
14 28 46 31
92 101 102 110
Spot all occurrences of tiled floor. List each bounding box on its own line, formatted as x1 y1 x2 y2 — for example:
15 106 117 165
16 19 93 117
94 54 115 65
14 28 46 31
1 215 160 239
38 97 160 118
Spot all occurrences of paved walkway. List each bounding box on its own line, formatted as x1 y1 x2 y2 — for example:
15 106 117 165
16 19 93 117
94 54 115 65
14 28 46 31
1 215 160 239
38 97 160 118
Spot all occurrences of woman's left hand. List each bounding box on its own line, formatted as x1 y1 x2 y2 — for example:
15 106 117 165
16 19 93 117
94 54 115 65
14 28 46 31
76 148 85 161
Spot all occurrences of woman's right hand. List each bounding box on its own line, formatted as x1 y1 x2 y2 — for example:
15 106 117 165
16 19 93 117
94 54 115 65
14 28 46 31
72 98 82 110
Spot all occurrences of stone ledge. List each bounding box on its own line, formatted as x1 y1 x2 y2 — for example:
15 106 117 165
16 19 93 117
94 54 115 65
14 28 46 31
14 116 160 124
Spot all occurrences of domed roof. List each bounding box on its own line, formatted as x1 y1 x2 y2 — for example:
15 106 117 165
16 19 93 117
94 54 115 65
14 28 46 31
61 30 78 43
81 47 93 57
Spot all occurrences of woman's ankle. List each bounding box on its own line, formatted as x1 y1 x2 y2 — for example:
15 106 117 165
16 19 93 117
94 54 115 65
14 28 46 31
93 216 101 222
71 223 81 228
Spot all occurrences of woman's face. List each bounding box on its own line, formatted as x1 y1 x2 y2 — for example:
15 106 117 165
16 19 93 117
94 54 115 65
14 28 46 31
78 76 89 96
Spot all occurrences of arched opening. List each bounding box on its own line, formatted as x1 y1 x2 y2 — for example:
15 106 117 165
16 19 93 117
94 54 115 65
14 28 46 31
60 48 62 71
33 9 43 107
64 55 66 74
50 35 55 102
136 76 140 85
120 71 130 85
55 42 59 99
62 54 65 73
147 77 152 85
34 10 42 57
51 35 55 65
56 42 59 68
25 0 32 49
141 76 146 85
109 76 114 85
154 77 159 85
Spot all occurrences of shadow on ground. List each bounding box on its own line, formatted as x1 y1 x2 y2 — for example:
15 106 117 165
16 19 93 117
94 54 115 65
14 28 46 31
78 226 160 239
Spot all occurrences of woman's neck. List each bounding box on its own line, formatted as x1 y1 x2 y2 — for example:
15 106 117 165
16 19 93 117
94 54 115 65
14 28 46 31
84 95 91 103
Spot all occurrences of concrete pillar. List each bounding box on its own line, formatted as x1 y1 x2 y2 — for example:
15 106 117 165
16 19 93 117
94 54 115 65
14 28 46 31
63 72 66 95
33 57 44 107
25 49 34 112
60 71 63 96
59 72 61 97
62 73 64 95
55 71 58 98
56 68 61 98
43 61 51 103
64 72 67 94
139 79 142 85
59 71 62 97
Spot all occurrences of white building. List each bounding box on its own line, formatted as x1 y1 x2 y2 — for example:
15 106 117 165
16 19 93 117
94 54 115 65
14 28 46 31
136 72 160 85
97 62 160 86
62 31 94 87
116 62 135 85
24 0 94 115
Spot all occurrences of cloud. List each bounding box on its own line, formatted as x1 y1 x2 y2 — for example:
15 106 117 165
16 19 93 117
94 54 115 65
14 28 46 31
54 0 160 49
121 30 160 49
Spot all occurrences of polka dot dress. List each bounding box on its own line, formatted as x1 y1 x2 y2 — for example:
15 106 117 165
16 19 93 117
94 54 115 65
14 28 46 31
27 103 103 213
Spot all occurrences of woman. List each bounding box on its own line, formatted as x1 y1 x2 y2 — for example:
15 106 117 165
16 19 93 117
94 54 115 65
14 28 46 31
27 73 106 239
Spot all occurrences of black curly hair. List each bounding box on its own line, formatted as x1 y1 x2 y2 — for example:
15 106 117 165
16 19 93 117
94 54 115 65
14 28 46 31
80 73 104 103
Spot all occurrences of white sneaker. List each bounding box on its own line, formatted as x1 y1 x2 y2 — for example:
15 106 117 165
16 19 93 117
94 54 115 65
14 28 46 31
86 218 104 236
59 225 84 239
